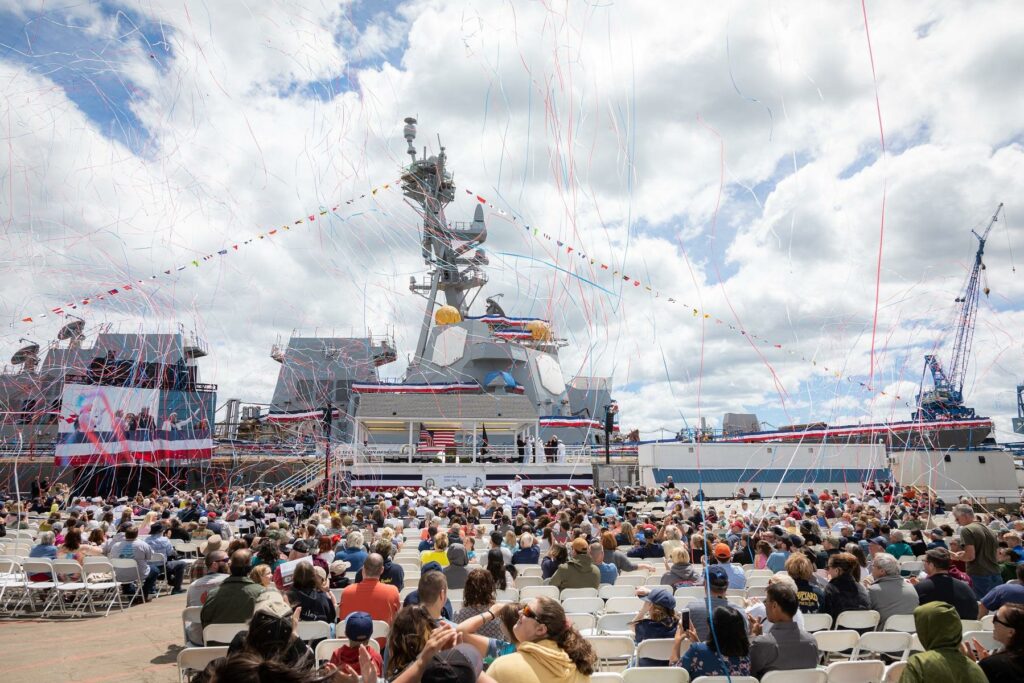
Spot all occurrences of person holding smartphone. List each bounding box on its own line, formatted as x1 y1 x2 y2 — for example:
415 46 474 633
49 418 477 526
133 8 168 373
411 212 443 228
670 605 752 678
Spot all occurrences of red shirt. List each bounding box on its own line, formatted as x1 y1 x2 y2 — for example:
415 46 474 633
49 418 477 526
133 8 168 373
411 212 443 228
329 643 383 676
338 578 401 625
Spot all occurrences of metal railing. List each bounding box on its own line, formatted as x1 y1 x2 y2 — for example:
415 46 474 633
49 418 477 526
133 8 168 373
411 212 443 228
352 444 592 464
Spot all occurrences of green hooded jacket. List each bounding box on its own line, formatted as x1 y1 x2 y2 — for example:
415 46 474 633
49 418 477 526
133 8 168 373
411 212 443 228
900 602 987 683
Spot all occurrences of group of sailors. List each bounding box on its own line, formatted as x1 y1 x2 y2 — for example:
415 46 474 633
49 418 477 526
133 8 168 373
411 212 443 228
514 434 567 464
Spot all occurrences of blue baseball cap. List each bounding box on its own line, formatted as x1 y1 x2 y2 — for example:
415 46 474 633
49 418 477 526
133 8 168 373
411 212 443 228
344 612 373 642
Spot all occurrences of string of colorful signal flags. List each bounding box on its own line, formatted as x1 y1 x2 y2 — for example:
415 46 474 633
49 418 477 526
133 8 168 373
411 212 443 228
16 180 400 326
21 175 908 403
459 185 911 403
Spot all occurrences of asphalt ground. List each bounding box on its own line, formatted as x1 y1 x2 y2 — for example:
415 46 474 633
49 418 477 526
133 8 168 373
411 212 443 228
1 592 187 683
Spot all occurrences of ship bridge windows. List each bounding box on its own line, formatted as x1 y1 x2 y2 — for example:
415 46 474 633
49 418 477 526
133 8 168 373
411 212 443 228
78 357 199 392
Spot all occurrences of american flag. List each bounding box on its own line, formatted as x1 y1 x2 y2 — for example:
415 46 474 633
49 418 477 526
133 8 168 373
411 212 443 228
418 428 456 453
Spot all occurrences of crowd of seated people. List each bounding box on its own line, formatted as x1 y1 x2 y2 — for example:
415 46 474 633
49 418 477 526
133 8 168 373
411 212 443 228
2 478 1024 682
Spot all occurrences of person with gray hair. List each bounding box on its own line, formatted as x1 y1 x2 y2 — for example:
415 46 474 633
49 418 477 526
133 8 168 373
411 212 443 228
29 531 57 559
867 552 920 626
335 530 369 575
953 503 1003 599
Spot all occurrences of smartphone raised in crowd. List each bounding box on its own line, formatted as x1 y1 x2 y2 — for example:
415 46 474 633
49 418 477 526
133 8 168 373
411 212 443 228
679 608 691 631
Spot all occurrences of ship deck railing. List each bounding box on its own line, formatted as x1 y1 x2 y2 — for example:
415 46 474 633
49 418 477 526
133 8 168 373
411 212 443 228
340 443 593 465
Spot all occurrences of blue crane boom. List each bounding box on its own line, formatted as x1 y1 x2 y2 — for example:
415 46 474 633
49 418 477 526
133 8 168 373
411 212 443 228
914 203 1003 421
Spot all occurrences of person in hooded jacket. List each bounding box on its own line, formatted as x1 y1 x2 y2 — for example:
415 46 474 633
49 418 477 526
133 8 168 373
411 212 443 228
485 597 596 683
661 546 702 587
900 601 988 683
443 543 470 590
548 538 600 590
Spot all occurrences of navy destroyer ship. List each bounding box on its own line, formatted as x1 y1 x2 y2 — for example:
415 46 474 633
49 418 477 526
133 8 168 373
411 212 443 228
237 118 621 489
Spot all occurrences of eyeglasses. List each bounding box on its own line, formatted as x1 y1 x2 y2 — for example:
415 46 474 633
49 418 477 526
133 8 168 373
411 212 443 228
993 615 1011 628
520 604 540 621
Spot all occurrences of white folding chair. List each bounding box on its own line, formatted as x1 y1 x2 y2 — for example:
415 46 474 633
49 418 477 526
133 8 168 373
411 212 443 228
882 661 906 683
83 557 122 615
601 585 640 599
372 620 390 639
675 586 706 601
496 588 519 602
110 558 145 605
635 637 677 664
963 630 998 654
567 612 597 634
813 629 860 663
314 638 378 665
521 585 559 601
824 660 886 683
178 646 228 683
747 576 771 588
591 674 625 683
151 551 169 596
561 587 599 600
203 623 248 645
802 613 833 632
589 635 636 672
18 559 58 615
835 609 881 631
0 558 27 613
296 620 332 641
616 574 647 587
52 559 89 617
605 597 643 614
690 677 758 683
959 619 983 634
183 606 204 646
515 575 544 589
761 670 826 683
514 564 541 576
745 569 773 578
851 631 912 661
561 597 605 615
980 614 994 630
745 586 767 600
597 612 636 635
883 614 916 632
622 667 689 682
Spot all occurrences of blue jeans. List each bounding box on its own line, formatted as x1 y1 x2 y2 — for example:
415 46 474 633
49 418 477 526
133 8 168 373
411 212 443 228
970 573 1002 600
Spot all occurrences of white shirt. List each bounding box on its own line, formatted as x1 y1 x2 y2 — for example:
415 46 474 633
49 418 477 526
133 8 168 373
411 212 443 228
745 602 805 634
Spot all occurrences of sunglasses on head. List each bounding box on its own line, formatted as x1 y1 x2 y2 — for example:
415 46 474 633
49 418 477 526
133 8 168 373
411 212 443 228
993 614 1011 628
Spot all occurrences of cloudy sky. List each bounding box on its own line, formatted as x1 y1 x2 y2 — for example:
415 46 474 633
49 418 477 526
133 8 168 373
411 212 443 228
1 1 1022 440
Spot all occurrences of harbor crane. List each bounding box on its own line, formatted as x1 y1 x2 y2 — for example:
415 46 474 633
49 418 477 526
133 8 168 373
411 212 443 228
914 203 1003 421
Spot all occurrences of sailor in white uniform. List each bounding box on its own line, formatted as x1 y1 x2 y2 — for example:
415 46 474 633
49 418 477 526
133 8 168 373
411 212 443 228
556 437 566 463
533 436 544 464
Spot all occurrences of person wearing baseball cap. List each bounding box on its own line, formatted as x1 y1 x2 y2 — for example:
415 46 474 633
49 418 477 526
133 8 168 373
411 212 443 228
711 542 746 589
329 611 383 676
681 565 748 642
422 644 483 683
548 536 600 590
632 588 679 665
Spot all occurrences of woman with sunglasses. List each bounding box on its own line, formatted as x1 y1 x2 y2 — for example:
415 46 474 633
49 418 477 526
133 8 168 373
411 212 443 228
964 602 1024 682
457 597 596 683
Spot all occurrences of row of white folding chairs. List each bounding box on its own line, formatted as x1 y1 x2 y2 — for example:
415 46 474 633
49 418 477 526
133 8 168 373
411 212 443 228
191 610 391 647
591 662 906 683
0 556 124 617
883 613 991 634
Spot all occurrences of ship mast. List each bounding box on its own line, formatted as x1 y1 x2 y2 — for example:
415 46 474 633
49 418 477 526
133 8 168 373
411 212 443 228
401 117 488 364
